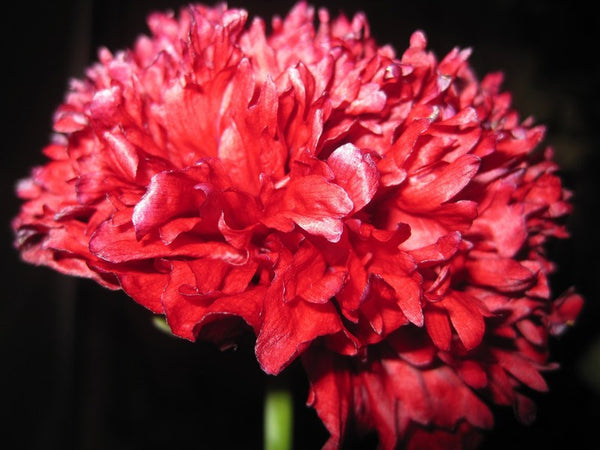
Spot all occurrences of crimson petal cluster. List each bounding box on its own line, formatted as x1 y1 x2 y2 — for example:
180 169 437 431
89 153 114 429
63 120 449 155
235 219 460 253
13 3 582 449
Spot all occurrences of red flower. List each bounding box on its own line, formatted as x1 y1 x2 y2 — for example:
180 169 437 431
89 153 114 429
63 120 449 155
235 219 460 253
13 2 582 449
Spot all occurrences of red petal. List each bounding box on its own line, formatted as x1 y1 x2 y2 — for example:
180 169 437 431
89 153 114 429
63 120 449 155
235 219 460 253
90 218 247 264
102 129 140 181
301 267 347 304
471 175 527 257
456 360 488 389
361 368 399 450
89 87 122 128
357 275 411 343
327 143 379 212
487 363 515 405
346 82 386 115
410 232 462 267
516 319 546 346
132 170 207 239
496 125 545 156
117 265 168 313
191 288 264 339
161 80 227 163
161 260 262 341
387 327 435 367
548 289 584 336
385 273 423 326
263 175 353 242
423 366 494 429
53 107 88 132
255 276 344 375
407 423 484 450
443 292 486 350
160 261 198 340
159 217 202 244
466 257 535 292
492 349 548 392
514 393 537 425
282 242 347 304
390 200 477 251
424 306 452 351
369 250 423 327
399 154 480 209
378 119 430 187
383 359 431 429
302 348 352 450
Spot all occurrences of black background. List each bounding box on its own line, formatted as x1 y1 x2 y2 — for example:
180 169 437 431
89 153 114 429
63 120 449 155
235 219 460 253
1 1 598 449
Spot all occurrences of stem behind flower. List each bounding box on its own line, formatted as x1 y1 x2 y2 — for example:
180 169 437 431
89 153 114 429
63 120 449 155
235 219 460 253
264 384 293 450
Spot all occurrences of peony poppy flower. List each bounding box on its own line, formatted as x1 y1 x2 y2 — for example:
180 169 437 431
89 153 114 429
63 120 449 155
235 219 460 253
13 2 582 449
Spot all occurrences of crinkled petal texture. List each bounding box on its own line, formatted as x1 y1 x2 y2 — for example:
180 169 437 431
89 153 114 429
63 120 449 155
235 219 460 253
13 2 581 449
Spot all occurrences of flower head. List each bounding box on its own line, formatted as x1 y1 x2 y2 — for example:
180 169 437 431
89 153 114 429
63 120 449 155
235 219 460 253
13 2 582 448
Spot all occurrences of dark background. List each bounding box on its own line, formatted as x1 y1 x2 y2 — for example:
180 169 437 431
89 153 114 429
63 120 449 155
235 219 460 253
1 1 598 448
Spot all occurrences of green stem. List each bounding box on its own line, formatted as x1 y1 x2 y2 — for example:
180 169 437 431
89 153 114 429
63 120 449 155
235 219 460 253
264 382 293 450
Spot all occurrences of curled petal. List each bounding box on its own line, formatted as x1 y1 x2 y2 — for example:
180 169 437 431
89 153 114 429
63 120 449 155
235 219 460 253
132 170 207 239
263 175 353 242
327 143 379 213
